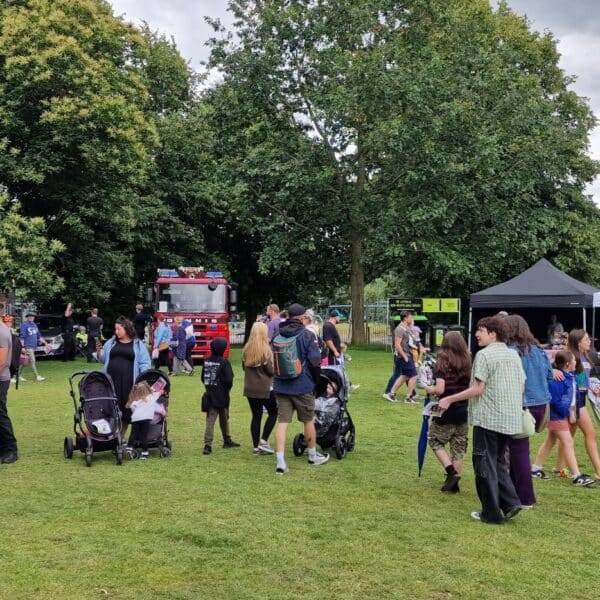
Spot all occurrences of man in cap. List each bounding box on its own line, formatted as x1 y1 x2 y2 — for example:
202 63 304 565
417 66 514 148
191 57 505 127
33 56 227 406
0 311 18 463
323 309 343 365
272 303 328 474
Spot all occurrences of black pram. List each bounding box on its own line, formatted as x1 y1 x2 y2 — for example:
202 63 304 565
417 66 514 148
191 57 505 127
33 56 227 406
126 369 172 458
293 365 356 460
64 370 124 466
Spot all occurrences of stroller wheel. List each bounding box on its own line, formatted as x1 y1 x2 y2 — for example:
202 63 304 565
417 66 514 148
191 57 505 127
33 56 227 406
346 431 356 452
335 436 347 460
293 433 306 457
63 436 74 459
85 449 93 467
159 446 172 458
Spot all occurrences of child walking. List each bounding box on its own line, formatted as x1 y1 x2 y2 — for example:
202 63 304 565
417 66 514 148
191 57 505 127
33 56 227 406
531 350 595 486
201 337 240 455
126 382 165 460
423 331 471 493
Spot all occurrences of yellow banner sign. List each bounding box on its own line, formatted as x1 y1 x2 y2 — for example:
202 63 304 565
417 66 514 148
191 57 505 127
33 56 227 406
441 298 459 313
422 298 441 313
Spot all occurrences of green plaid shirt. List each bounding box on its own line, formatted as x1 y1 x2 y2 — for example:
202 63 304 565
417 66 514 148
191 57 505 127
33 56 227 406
468 343 525 435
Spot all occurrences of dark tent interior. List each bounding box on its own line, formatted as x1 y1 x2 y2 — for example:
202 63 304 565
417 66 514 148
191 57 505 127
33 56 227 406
469 259 600 348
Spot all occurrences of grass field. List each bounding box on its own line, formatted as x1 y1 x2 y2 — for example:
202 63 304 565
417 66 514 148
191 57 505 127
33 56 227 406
2 347 599 599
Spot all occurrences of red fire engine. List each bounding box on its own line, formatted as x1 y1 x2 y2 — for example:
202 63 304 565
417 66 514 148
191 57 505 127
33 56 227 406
150 267 237 360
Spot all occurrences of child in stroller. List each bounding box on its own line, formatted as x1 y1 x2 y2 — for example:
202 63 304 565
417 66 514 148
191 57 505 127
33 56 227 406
125 370 172 459
293 365 356 460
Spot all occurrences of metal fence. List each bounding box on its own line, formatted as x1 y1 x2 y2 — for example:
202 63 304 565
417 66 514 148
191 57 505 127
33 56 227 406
230 303 393 348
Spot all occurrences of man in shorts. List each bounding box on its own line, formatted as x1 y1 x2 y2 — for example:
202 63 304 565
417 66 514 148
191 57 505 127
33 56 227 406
273 303 328 475
384 310 418 403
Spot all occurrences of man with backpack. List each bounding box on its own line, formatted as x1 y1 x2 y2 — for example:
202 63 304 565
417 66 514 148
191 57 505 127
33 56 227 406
272 303 328 475
0 314 18 464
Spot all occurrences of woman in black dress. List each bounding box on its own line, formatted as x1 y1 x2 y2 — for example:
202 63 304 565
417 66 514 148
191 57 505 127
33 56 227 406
97 316 151 434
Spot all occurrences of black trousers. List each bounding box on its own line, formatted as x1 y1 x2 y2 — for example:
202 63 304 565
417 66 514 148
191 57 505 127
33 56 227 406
131 419 151 452
62 333 75 361
154 348 172 372
0 380 17 455
247 394 278 448
472 426 521 523
86 335 99 362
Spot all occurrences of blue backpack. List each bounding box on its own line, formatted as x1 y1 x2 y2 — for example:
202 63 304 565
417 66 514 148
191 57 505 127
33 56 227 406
272 333 303 379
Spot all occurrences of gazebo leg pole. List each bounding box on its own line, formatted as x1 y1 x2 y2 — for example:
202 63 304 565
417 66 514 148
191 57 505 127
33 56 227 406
468 308 473 351
583 307 587 331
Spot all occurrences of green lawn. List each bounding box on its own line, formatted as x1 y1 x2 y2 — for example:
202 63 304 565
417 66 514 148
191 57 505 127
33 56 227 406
2 348 599 599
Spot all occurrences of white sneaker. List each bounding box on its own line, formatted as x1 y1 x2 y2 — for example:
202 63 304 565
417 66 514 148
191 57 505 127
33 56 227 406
19 376 26 382
308 452 330 466
382 392 396 402
36 375 45 382
10 377 16 384
258 442 274 455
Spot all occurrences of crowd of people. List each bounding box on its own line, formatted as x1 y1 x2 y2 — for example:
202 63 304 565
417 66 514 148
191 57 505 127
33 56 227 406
383 311 600 524
1 301 599 524
0 301 342 473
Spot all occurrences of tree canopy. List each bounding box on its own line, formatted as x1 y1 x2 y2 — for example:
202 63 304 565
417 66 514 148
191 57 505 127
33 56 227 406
207 0 599 338
0 0 599 326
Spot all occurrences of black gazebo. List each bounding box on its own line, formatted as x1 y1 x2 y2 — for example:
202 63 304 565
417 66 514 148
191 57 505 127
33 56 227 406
469 259 600 347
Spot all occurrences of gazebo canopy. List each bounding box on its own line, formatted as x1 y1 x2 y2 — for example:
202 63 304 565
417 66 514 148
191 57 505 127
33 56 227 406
470 259 600 308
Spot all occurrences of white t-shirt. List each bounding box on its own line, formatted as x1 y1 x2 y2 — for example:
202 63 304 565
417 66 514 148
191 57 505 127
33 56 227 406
130 399 160 422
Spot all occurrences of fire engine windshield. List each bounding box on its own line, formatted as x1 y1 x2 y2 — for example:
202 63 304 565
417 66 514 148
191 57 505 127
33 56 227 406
157 283 227 314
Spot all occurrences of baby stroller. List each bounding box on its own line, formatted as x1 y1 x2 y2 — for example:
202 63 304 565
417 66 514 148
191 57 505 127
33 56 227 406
293 365 356 460
64 370 124 466
126 369 172 458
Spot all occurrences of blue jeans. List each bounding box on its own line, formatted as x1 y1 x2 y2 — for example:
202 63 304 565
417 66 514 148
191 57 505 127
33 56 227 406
384 354 403 393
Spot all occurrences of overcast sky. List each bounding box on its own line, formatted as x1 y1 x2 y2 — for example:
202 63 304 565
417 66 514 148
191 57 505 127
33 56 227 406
109 0 600 200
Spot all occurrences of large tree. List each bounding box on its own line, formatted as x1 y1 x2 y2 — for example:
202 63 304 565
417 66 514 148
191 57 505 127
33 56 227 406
0 0 158 307
208 0 599 340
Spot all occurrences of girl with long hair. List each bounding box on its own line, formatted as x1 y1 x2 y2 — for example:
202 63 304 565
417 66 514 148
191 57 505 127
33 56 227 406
423 331 472 493
504 314 552 507
531 351 595 486
553 329 600 478
242 321 277 455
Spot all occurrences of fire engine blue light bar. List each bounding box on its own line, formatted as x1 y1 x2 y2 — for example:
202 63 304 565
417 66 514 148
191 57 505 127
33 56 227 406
206 272 223 278
157 269 179 277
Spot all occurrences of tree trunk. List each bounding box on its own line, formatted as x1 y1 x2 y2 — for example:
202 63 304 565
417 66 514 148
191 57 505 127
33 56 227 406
350 136 367 345
350 230 365 344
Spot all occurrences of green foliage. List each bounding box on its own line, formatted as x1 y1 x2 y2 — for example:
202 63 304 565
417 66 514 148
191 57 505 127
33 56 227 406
0 0 158 306
0 193 64 300
207 0 600 318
